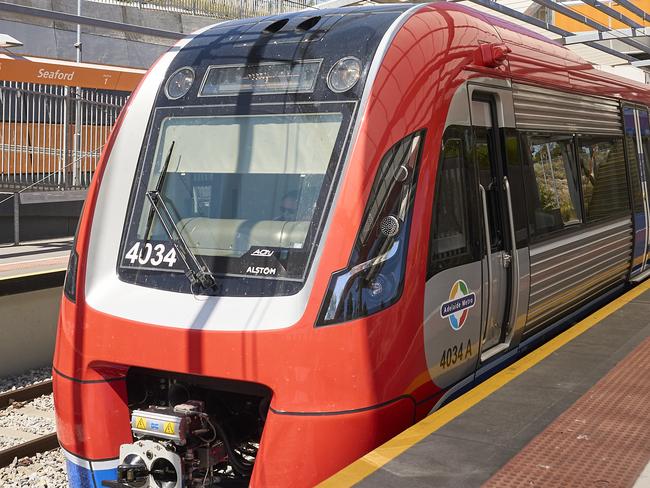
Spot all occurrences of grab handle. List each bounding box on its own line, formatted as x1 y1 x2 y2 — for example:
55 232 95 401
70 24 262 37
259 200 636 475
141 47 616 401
479 184 492 340
503 176 520 334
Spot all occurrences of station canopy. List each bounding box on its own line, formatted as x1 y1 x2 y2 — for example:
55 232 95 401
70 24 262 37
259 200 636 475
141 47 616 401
316 0 650 77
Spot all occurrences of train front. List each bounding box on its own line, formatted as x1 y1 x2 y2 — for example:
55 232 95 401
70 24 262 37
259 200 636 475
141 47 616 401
53 5 430 488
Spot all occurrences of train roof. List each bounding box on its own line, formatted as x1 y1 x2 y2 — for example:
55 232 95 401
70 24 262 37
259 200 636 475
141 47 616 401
187 2 650 107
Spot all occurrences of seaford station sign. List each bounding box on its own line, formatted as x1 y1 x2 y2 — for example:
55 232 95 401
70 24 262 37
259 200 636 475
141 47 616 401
37 68 75 82
0 54 144 91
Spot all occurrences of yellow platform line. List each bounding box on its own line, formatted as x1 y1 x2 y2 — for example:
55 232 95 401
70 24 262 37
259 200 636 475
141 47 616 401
0 268 67 282
318 279 650 487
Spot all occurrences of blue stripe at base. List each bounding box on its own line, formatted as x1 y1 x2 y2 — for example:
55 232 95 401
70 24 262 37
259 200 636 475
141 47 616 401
92 467 119 487
65 459 118 488
65 460 95 488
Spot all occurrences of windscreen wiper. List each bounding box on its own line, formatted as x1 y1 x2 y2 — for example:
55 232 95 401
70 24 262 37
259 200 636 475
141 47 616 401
146 190 215 291
143 140 175 243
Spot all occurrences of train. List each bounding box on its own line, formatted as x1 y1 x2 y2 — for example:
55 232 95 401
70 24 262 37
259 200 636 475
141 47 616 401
53 2 650 487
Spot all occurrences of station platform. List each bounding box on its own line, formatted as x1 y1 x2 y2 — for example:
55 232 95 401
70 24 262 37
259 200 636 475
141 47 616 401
0 238 71 281
320 281 650 488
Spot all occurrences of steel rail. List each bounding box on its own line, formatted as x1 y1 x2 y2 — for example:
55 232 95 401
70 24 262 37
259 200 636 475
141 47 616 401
0 380 53 409
0 380 58 468
0 433 59 468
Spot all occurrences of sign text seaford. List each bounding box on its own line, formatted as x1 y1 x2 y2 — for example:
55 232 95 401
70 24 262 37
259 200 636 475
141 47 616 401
37 69 75 81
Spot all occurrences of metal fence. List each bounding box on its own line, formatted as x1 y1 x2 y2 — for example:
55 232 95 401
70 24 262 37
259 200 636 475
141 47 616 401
0 81 127 191
89 0 317 19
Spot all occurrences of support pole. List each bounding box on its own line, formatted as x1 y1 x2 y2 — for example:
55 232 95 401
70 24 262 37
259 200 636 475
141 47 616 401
73 0 82 188
13 193 19 245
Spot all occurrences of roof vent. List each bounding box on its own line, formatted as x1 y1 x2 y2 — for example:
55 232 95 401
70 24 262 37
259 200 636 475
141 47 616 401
296 16 321 32
263 18 289 34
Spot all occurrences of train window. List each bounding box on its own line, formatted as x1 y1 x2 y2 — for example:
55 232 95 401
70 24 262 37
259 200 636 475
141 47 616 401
475 125 503 251
428 126 481 276
525 134 582 238
578 136 629 221
623 107 644 215
118 102 355 296
503 129 529 248
639 110 650 194
138 112 343 255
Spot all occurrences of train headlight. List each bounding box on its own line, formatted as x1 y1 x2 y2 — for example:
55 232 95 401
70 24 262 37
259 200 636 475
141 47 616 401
327 57 362 93
165 67 195 100
316 130 425 326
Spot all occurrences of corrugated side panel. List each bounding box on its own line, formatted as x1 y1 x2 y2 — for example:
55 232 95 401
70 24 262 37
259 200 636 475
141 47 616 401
513 83 622 135
525 218 632 335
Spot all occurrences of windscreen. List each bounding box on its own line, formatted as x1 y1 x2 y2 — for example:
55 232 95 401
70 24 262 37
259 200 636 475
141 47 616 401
120 109 348 290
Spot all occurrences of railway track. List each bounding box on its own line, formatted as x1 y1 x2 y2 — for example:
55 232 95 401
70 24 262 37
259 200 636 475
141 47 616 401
0 380 58 468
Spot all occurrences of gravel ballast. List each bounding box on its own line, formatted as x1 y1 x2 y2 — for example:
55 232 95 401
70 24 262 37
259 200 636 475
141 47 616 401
0 448 68 487
0 394 56 438
0 387 68 486
0 368 52 394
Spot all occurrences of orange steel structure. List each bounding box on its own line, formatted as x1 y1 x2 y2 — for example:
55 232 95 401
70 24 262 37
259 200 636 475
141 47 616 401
555 0 650 31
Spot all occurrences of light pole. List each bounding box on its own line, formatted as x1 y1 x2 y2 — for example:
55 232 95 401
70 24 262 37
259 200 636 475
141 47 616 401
72 0 82 188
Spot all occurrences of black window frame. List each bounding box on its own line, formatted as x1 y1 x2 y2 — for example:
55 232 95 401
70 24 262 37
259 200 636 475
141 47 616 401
116 99 357 298
523 131 585 242
427 124 482 279
576 134 630 223
622 104 644 216
523 128 634 244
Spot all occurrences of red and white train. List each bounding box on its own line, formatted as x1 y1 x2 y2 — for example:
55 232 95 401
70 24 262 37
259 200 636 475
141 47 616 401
54 2 650 487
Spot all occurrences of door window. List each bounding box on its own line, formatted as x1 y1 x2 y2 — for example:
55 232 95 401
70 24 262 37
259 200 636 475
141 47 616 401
476 125 504 251
639 110 650 193
623 107 644 215
428 126 481 277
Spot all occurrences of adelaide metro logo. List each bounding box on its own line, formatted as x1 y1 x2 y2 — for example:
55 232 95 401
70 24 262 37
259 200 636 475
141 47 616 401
440 280 476 331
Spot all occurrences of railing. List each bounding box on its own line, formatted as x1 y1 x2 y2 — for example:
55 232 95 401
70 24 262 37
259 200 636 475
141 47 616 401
0 81 127 191
88 0 317 19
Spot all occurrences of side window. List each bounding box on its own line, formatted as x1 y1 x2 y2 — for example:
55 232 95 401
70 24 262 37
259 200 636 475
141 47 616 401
623 107 644 214
428 126 481 276
639 110 650 190
476 125 503 251
525 134 581 238
577 136 629 221
504 129 529 247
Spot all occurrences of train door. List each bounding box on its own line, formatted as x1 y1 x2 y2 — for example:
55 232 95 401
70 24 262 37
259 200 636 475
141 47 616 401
423 111 483 389
623 105 650 279
638 109 650 272
469 92 520 360
423 82 526 391
471 94 511 357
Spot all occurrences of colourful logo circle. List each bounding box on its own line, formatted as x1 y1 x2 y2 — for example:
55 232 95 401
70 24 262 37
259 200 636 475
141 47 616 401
440 280 476 331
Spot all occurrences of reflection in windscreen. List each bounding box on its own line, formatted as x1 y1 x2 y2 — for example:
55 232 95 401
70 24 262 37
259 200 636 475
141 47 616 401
139 113 343 257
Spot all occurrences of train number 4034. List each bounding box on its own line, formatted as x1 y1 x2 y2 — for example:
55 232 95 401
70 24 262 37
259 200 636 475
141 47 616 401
440 339 473 369
124 241 178 267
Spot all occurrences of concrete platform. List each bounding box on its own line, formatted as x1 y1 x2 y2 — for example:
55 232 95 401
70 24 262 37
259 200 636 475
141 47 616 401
0 238 71 280
320 281 650 488
0 238 69 377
